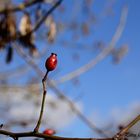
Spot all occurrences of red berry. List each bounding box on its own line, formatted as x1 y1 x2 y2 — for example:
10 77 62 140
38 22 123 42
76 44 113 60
43 129 55 136
45 53 57 71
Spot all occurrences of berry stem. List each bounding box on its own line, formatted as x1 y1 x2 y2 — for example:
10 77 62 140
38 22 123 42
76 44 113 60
34 70 49 133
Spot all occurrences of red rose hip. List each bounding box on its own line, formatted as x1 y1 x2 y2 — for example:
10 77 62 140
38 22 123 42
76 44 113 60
43 128 56 135
45 53 57 71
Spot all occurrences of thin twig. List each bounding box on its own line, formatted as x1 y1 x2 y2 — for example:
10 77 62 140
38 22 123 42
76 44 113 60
34 70 49 132
49 80 108 137
14 43 108 137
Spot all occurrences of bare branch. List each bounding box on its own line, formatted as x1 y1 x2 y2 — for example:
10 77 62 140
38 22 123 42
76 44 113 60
28 0 63 35
0 64 29 79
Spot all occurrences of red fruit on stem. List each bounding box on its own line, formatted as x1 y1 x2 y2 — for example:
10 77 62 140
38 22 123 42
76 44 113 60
45 53 57 71
43 129 56 136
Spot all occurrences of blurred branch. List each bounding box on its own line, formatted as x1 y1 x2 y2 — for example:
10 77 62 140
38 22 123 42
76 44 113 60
54 5 128 84
34 71 49 132
114 114 140 140
0 129 113 140
27 0 63 35
0 83 40 91
0 0 43 14
0 64 29 79
49 81 108 137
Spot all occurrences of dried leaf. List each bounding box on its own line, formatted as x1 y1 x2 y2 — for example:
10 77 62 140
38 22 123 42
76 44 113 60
81 22 89 36
19 12 32 35
0 40 6 49
0 15 9 40
47 20 57 43
45 15 53 27
7 13 16 40
6 46 13 63
112 45 129 64
29 45 38 57
19 12 37 56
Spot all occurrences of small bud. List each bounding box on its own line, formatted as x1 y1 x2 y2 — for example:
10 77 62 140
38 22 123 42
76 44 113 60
45 53 57 71
43 128 56 136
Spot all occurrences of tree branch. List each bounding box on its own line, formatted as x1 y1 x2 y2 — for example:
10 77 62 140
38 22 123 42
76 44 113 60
28 0 63 35
0 129 113 140
34 70 49 132
0 0 43 14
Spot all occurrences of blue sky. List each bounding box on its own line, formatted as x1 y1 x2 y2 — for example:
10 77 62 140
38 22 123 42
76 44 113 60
0 0 140 139
54 0 140 138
